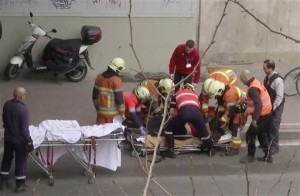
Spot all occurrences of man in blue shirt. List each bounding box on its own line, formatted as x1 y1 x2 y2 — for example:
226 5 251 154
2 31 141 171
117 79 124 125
0 87 33 193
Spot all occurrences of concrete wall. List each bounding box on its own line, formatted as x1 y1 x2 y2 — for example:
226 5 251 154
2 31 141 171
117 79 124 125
0 0 299 80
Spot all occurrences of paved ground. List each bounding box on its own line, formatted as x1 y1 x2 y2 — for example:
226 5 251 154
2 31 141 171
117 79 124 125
0 146 299 196
0 62 299 195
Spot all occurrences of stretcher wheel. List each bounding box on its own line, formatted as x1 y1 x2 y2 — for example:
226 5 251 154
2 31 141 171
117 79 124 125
48 176 54 186
131 149 144 157
131 150 140 157
88 176 95 184
124 143 132 151
83 170 90 176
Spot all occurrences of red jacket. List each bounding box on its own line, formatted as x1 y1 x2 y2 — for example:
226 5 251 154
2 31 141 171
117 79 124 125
123 92 142 114
169 44 201 83
175 88 200 111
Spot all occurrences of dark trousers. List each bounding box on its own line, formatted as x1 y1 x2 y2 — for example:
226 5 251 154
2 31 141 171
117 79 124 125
0 141 28 184
174 72 193 92
246 113 272 156
164 106 210 148
269 103 284 151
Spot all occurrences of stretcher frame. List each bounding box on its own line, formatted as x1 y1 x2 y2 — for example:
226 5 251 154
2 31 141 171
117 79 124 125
124 128 231 157
29 131 125 186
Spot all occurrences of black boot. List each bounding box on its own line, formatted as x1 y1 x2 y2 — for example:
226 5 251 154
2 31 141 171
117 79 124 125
225 148 239 156
15 180 28 193
202 137 215 157
257 155 273 163
160 149 176 158
0 175 9 190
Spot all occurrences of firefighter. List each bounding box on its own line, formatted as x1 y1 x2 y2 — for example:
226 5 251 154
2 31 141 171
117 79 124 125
206 80 248 156
239 69 273 163
123 86 151 135
92 57 126 125
139 78 174 114
199 68 238 118
161 83 214 158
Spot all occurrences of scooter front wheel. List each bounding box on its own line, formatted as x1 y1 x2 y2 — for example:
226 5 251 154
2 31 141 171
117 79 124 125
65 60 88 82
4 63 23 80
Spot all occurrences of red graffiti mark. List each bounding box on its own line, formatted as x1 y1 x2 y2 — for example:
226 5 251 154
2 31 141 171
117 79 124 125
109 0 121 7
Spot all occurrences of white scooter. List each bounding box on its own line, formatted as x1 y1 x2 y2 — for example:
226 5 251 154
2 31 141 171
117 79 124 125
5 12 102 82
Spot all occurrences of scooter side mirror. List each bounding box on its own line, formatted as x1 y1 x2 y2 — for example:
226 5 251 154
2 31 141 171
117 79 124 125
52 29 57 33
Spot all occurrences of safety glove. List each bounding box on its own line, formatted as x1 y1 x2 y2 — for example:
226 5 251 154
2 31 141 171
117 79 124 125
140 126 147 136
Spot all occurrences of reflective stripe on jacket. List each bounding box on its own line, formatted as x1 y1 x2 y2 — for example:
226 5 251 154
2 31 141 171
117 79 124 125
176 89 200 110
208 68 237 86
223 85 246 116
222 85 247 124
247 79 272 116
94 74 125 116
200 69 238 107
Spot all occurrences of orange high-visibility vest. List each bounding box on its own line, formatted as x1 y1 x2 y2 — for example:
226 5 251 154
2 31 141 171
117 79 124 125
247 79 272 116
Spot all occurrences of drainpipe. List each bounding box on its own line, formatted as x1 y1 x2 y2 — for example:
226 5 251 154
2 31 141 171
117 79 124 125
196 0 202 50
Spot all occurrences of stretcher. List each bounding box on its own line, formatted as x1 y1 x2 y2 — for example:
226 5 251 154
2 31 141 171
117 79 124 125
29 117 125 186
123 117 232 157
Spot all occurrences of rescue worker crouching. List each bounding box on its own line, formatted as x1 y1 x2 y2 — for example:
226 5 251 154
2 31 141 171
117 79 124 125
123 86 151 136
205 80 248 156
92 57 126 125
199 68 238 121
139 78 174 115
161 83 214 158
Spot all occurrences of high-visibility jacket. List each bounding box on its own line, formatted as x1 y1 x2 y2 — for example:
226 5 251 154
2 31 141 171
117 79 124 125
208 68 237 86
175 88 200 111
222 85 247 124
94 74 125 117
247 79 272 116
140 79 159 99
200 69 238 112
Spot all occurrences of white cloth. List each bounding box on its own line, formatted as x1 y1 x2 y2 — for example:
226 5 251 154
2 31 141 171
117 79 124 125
29 125 46 149
75 116 124 171
40 120 82 143
29 117 124 171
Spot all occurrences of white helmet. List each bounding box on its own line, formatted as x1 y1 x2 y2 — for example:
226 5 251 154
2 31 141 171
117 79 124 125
108 57 125 74
203 78 216 94
183 83 195 91
135 86 151 100
158 78 174 95
206 80 225 97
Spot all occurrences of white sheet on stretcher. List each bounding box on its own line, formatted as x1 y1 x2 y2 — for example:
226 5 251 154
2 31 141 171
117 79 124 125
29 116 124 171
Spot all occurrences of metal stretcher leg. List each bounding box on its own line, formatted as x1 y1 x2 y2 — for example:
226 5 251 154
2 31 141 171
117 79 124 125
29 146 55 186
66 146 96 184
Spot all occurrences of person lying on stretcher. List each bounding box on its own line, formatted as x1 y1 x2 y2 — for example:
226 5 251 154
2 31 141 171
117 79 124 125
160 83 214 158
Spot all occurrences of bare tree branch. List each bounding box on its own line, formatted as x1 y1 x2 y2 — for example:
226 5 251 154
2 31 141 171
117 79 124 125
267 145 300 196
287 181 293 196
229 0 300 43
112 180 128 196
